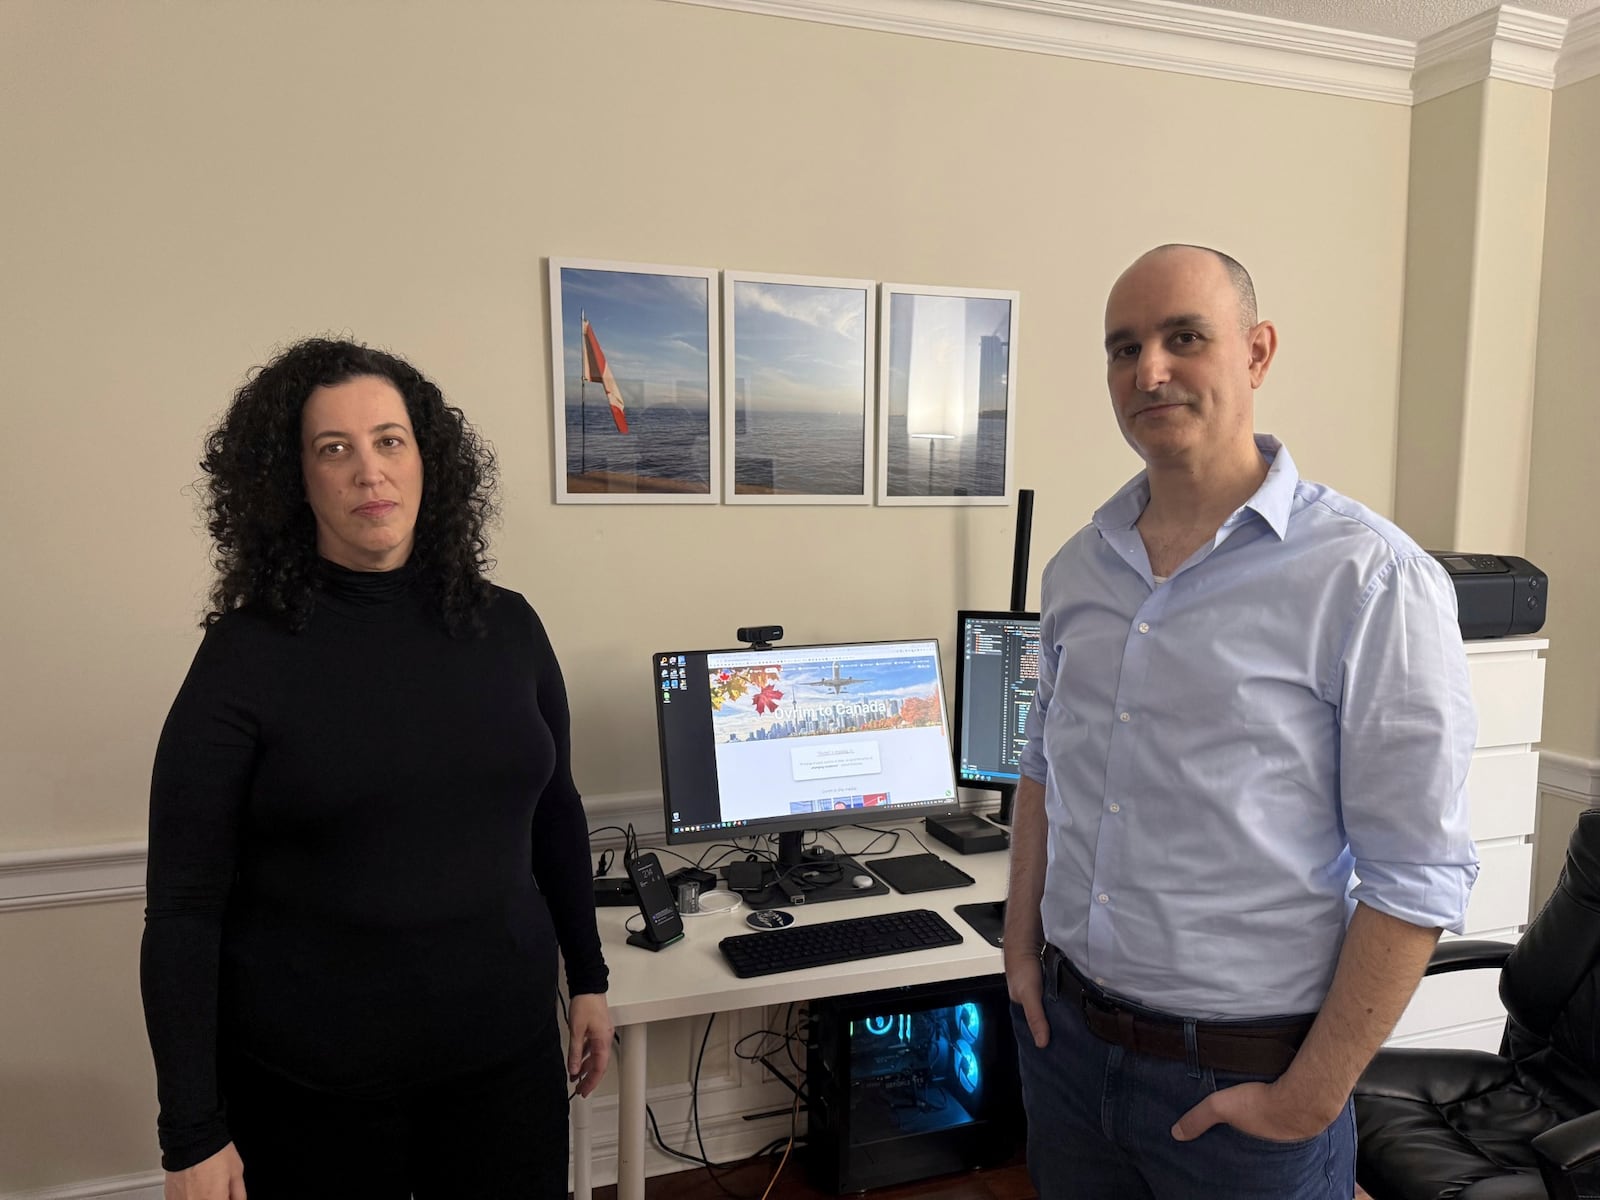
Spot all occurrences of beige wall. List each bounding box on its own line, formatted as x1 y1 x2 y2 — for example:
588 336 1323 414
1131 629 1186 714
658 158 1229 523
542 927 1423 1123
1528 73 1600 763
0 0 1412 850
1393 78 1552 557
1393 84 1482 549
0 902 157 1189
1 0 1416 1189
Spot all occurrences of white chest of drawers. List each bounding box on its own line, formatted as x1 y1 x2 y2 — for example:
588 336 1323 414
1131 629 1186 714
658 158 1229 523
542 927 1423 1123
1387 635 1548 1052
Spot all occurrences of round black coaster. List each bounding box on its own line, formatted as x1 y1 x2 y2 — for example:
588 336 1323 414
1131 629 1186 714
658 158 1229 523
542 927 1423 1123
745 908 794 930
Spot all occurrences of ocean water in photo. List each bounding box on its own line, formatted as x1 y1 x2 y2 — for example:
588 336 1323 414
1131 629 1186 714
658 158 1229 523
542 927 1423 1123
884 413 1009 498
734 410 865 495
565 401 710 486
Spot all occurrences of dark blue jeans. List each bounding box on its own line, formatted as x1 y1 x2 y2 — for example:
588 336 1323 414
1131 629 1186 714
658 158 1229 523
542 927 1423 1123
1011 962 1355 1200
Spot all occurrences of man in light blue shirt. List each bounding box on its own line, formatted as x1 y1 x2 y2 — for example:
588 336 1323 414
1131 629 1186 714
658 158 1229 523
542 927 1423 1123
1004 244 1478 1200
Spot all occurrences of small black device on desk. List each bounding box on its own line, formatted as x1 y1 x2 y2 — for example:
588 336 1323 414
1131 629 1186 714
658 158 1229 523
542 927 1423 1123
1429 552 1547 639
925 811 1009 854
718 908 964 977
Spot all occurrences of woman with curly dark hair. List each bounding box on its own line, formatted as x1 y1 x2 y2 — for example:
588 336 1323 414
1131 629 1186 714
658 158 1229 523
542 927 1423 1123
140 338 612 1200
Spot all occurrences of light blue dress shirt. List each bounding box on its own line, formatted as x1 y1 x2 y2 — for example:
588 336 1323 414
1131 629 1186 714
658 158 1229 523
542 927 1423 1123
1020 436 1479 1019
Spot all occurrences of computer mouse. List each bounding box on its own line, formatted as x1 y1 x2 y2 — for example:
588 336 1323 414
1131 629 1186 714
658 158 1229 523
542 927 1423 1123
850 873 875 890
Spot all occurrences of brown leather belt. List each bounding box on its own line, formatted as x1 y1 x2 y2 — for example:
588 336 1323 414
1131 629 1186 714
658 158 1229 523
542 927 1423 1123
1043 944 1314 1076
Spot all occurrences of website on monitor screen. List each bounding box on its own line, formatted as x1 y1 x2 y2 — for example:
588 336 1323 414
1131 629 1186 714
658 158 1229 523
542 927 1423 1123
657 640 957 836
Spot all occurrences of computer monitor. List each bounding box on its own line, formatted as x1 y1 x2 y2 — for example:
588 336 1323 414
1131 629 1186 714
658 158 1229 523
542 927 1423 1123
952 610 1041 825
652 638 961 899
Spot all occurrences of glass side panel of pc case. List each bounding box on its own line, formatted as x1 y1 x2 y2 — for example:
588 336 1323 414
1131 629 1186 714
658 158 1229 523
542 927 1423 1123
806 975 1021 1193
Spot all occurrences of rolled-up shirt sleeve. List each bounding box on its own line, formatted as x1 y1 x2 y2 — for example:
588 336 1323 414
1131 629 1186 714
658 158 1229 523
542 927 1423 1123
1336 553 1479 932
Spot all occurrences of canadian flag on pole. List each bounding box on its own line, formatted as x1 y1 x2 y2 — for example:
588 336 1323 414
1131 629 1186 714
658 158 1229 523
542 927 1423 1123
581 317 629 434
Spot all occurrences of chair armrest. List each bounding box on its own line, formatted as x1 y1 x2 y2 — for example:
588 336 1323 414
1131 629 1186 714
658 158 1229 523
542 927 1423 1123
1533 1109 1600 1200
1424 939 1514 977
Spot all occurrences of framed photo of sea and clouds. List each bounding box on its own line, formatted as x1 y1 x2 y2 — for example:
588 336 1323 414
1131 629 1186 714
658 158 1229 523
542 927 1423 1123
722 270 875 505
877 283 1020 507
547 257 720 504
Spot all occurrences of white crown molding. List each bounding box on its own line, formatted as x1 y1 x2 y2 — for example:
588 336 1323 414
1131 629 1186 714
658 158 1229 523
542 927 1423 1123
1556 8 1600 87
1413 5 1567 102
662 0 1416 103
1540 749 1600 802
664 0 1600 103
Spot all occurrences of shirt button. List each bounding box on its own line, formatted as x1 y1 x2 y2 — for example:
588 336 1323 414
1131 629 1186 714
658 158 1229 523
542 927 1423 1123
1095 977 1105 985
1138 622 1150 634
1119 711 1131 722
1109 803 1121 813
1097 892 1109 904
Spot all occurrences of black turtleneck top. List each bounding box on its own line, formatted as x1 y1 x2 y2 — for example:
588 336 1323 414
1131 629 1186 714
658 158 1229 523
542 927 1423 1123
141 561 607 1171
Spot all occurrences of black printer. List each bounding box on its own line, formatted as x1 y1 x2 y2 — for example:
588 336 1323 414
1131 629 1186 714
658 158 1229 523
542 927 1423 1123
1429 552 1547 640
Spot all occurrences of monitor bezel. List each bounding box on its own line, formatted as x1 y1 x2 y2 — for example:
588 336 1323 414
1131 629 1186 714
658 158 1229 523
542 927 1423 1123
653 636 963 848
952 608 1041 792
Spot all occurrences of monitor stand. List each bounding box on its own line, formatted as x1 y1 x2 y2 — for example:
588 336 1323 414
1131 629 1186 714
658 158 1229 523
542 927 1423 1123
987 783 1016 827
739 831 890 910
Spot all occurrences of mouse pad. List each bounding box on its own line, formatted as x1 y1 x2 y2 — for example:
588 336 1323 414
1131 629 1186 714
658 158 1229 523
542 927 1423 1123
954 900 1006 947
866 853 975 894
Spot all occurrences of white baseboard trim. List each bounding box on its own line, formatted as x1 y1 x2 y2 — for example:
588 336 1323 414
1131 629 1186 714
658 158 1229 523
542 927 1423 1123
4 760 1582 912
1 1173 162 1200
0 785 1016 912
1539 750 1600 802
0 794 668 913
0 841 147 913
0 1113 793 1200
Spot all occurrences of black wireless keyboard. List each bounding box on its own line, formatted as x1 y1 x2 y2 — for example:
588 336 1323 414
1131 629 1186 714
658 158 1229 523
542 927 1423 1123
718 908 964 978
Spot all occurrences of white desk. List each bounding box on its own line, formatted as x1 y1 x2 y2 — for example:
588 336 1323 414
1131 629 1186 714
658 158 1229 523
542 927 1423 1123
576 826 1013 1200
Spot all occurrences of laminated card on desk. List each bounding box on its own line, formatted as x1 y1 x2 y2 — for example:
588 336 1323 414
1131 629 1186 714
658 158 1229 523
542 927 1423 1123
867 853 975 894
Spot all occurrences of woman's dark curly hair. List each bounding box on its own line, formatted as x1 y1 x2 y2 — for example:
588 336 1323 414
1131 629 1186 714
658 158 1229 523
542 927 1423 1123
201 337 498 635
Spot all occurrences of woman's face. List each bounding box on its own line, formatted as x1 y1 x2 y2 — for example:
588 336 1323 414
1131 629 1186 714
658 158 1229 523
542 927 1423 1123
300 375 424 571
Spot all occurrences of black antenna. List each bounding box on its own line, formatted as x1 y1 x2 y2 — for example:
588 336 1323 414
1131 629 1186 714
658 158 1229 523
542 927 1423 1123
989 488 1034 827
1009 488 1034 612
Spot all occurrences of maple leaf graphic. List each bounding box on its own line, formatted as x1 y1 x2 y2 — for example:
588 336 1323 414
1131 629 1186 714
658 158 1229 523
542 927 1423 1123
752 684 784 715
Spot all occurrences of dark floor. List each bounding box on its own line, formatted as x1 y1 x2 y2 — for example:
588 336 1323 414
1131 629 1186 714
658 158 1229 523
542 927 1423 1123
585 1151 1035 1199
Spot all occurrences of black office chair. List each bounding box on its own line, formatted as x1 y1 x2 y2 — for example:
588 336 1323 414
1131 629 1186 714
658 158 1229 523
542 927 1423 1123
1355 809 1600 1200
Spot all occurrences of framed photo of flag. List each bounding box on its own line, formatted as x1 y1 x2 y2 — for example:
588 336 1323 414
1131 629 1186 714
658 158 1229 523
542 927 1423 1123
722 270 875 505
547 257 721 504
876 282 1020 507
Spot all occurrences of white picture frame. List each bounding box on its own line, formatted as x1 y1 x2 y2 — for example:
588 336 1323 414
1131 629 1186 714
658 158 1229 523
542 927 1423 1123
722 270 875 505
876 282 1020 507
547 257 721 504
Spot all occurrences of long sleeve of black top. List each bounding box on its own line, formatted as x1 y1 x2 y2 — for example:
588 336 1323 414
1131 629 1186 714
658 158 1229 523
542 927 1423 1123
140 566 607 1171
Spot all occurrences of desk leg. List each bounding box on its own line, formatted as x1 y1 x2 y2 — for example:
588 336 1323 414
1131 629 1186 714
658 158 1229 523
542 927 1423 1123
570 1090 591 1200
618 1023 648 1200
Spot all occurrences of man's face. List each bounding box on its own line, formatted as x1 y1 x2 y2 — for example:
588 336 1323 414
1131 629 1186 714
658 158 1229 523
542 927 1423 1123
1102 248 1271 467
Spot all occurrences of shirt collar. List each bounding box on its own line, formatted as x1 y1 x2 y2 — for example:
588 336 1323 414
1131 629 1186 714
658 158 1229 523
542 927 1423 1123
1093 434 1299 541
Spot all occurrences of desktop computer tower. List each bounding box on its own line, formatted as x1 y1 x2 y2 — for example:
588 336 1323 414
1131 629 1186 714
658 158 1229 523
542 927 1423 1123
805 974 1022 1194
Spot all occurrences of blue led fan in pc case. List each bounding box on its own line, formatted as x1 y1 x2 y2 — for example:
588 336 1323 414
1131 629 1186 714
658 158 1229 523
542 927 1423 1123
808 976 1021 1192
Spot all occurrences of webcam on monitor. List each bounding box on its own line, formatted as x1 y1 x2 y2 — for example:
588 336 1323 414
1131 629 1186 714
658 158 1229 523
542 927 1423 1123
736 624 783 648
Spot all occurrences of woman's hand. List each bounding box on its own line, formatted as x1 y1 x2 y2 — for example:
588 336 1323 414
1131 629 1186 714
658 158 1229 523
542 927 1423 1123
567 991 614 1098
164 1142 245 1199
